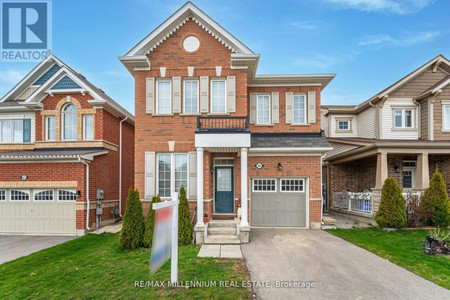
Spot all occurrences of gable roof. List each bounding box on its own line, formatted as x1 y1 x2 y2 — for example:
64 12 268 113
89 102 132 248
0 54 134 124
416 75 450 100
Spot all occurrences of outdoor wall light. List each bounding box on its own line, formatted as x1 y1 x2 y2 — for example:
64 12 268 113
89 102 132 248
76 190 82 198
278 163 282 171
394 166 400 173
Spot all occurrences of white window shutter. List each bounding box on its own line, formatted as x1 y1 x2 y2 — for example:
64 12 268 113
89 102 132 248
308 91 316 123
145 152 155 198
200 76 209 113
227 76 236 113
173 77 181 113
285 92 293 124
271 92 279 124
249 93 257 124
146 78 155 114
188 152 197 199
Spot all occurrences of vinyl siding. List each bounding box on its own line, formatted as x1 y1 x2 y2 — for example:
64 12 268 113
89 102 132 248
329 114 358 138
420 99 428 140
380 98 418 140
357 107 376 138
390 68 448 98
321 108 329 136
434 84 450 140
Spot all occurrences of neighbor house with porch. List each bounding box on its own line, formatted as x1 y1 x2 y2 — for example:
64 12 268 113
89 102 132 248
322 55 450 220
120 2 334 244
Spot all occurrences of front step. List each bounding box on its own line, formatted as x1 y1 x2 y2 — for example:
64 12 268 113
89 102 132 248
322 216 337 229
208 222 237 228
208 227 237 235
205 235 241 245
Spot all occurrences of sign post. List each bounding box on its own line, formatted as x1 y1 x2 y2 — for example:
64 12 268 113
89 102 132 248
150 192 179 284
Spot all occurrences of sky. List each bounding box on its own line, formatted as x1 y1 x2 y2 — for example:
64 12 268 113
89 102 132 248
0 0 449 113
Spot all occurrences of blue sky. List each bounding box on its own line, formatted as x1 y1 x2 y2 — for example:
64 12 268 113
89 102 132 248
1 0 449 113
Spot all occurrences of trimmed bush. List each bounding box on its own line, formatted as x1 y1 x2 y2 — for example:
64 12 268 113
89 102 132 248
119 188 145 249
143 195 161 248
178 186 193 246
375 177 407 228
420 169 450 227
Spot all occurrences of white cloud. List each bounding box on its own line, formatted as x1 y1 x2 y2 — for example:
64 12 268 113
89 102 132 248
323 0 434 14
358 31 440 47
295 55 339 69
289 21 325 30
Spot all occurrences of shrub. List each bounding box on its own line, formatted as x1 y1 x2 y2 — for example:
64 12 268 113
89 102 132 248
405 192 422 227
375 177 407 228
178 186 193 246
119 188 145 249
143 195 161 248
420 169 450 227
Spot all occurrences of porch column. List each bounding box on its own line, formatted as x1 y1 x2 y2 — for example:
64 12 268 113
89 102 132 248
196 147 204 226
240 147 248 226
416 153 430 189
375 152 388 188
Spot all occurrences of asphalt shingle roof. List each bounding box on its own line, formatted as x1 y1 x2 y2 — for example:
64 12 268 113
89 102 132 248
33 64 61 85
51 75 81 90
251 131 330 148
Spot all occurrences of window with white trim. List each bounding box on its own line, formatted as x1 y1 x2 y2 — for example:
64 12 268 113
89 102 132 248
34 189 54 201
157 153 188 197
175 154 188 193
46 116 55 141
0 119 23 143
257 95 270 124
443 104 450 130
62 104 77 140
211 80 226 113
338 120 349 130
253 179 276 192
184 80 199 114
281 179 304 192
83 115 94 140
158 154 171 198
10 189 30 201
58 190 77 201
394 109 413 128
156 81 171 114
293 94 306 124
0 190 5 201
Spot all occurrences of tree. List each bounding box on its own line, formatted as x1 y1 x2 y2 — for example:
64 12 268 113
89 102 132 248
178 186 193 246
143 195 161 248
420 168 450 227
375 177 407 228
119 188 145 249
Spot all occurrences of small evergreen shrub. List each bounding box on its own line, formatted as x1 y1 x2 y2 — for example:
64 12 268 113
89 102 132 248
420 169 450 227
178 186 193 246
375 177 407 228
119 188 145 249
143 195 161 248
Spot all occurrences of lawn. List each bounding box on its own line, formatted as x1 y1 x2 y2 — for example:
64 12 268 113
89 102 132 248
0 233 251 299
327 228 450 289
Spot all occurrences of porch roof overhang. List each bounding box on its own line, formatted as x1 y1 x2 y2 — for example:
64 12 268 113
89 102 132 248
326 139 450 164
194 132 251 151
0 148 108 162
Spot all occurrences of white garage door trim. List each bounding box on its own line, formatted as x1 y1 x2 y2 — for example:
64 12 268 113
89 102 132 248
250 177 309 228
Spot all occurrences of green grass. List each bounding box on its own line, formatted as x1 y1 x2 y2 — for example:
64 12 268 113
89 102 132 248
0 233 251 299
326 228 450 289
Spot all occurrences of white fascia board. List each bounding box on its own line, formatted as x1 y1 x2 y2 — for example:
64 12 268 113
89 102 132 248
195 133 251 148
249 147 334 153
432 77 450 93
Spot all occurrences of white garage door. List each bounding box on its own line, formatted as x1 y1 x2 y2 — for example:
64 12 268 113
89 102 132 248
251 178 307 227
0 189 76 235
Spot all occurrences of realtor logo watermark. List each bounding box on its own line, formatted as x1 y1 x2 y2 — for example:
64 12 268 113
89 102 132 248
1 0 52 61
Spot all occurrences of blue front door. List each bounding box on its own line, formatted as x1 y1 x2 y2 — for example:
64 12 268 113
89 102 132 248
214 166 234 213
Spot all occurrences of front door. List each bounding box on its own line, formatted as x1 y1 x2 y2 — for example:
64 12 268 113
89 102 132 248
214 166 234 213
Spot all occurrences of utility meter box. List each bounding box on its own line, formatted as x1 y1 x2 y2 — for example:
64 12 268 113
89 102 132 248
96 206 103 215
96 189 104 200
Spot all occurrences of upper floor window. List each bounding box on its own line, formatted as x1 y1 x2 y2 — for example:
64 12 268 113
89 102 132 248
443 104 450 131
211 80 226 113
335 117 352 133
338 121 349 130
0 119 25 143
62 104 77 140
156 80 171 114
257 95 271 124
46 116 55 141
394 109 413 128
83 115 94 140
293 94 306 124
184 80 199 114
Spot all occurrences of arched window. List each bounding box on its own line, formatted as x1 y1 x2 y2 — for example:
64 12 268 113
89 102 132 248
62 104 77 140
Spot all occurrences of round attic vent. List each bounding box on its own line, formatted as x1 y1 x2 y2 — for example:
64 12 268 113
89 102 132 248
183 36 200 52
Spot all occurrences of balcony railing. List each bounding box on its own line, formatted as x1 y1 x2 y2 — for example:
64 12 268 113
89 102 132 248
196 116 249 133
332 191 373 213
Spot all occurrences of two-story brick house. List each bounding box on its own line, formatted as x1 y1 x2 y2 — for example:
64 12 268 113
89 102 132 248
120 2 334 243
322 55 450 221
0 54 134 236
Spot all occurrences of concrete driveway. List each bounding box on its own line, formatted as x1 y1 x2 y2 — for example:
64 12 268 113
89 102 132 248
0 235 76 264
242 229 450 300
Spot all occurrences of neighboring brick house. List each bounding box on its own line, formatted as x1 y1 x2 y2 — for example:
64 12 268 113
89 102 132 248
120 2 334 243
0 54 134 236
322 55 450 220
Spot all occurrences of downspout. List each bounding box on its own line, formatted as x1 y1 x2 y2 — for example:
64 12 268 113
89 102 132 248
320 153 327 224
119 117 128 217
78 156 90 231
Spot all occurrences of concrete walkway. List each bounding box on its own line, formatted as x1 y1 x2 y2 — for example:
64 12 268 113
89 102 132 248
242 228 450 300
0 235 76 264
91 221 122 234
198 245 243 258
